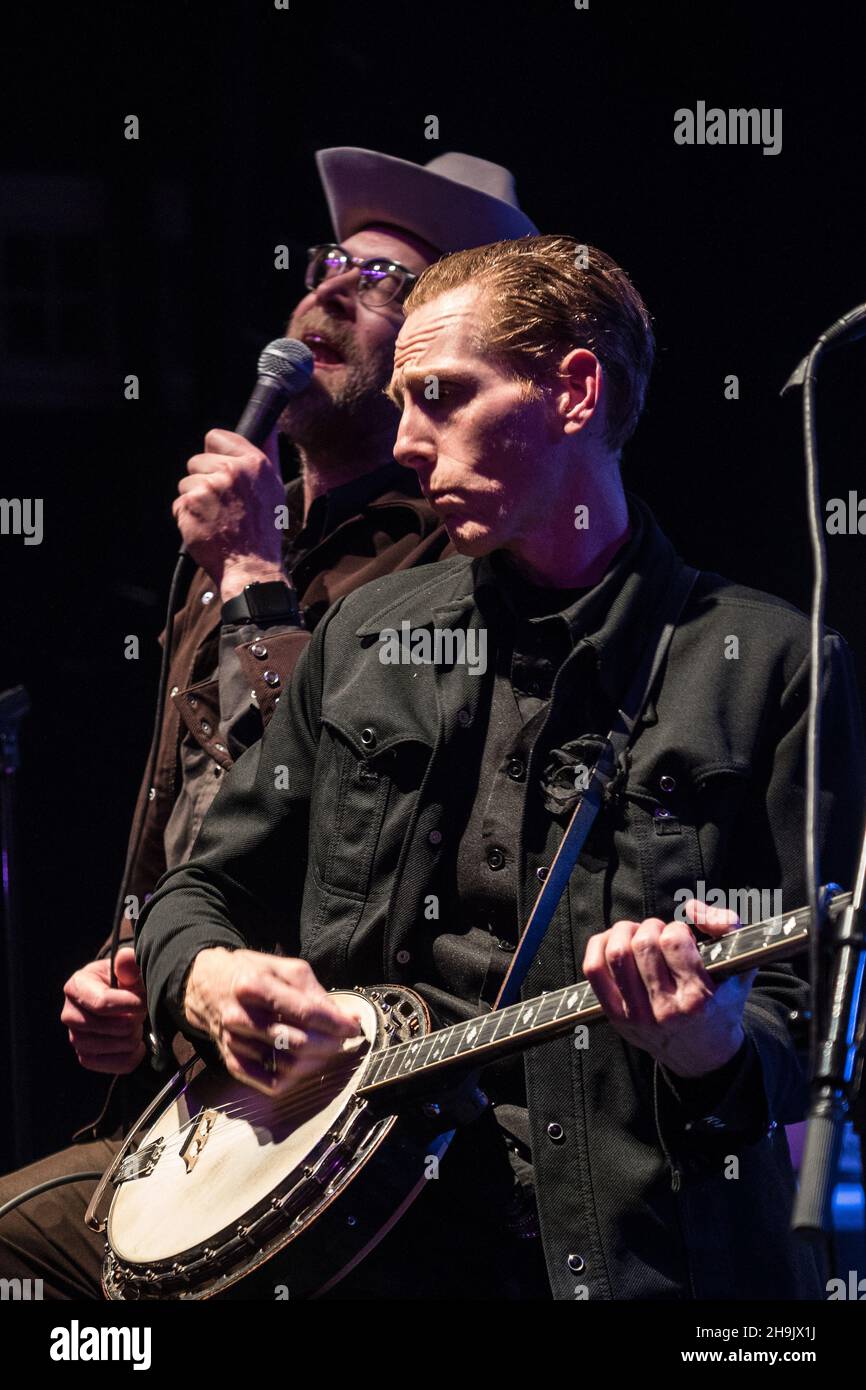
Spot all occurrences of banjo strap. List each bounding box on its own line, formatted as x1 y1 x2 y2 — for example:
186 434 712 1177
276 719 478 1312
492 563 701 1011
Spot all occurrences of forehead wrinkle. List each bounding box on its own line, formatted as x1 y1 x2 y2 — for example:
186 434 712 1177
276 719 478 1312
394 318 461 369
393 300 479 368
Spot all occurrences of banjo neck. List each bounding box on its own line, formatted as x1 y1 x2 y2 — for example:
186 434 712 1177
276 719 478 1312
357 891 850 1101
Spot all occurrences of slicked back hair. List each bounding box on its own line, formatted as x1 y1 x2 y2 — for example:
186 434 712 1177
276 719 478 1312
403 235 655 454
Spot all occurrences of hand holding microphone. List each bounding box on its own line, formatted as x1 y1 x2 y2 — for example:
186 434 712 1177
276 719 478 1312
172 338 314 600
173 426 288 598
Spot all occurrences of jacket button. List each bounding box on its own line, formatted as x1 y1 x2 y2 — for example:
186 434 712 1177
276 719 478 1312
187 694 198 709
536 865 549 882
360 726 377 748
507 758 525 781
170 685 179 697
487 846 506 870
263 670 281 688
457 707 472 727
200 719 213 737
567 1253 585 1273
250 642 268 660
547 1121 564 1142
147 786 156 802
202 590 215 605
659 774 676 794
396 949 411 965
428 829 443 846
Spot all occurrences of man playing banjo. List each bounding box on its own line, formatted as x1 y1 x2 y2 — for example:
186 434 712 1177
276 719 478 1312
135 235 865 1300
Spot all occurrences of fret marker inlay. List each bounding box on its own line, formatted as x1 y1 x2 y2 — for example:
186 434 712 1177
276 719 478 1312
357 893 847 1102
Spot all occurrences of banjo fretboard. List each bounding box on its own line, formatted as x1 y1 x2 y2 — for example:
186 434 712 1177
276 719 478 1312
358 892 849 1097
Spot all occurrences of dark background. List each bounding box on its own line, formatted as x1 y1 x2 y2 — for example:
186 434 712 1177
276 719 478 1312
1 0 864 1172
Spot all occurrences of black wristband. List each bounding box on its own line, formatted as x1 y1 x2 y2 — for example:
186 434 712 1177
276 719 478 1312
220 580 300 626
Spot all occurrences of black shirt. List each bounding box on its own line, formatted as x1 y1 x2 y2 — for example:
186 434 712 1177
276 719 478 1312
417 553 594 1038
411 553 594 1217
411 541 761 1197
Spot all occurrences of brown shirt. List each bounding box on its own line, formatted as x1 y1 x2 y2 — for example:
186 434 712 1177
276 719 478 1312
78 464 450 1139
103 463 450 947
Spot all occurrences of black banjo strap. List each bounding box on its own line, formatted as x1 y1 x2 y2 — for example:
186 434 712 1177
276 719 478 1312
492 563 701 1011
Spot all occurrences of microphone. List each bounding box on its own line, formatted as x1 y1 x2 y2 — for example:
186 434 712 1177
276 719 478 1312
234 337 316 444
177 337 315 558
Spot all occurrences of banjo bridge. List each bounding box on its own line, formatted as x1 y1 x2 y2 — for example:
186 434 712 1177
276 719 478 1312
178 1108 220 1173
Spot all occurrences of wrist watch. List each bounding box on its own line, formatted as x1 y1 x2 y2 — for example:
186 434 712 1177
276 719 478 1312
220 580 301 626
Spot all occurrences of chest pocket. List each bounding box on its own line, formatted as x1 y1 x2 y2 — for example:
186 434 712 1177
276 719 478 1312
610 761 753 924
313 716 431 901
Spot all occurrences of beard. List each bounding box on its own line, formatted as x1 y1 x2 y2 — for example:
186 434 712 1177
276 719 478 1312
278 312 398 456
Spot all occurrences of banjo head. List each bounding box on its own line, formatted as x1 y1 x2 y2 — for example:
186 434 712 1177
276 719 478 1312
107 991 383 1271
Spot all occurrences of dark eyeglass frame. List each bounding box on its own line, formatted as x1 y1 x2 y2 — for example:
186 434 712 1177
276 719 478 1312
305 243 419 306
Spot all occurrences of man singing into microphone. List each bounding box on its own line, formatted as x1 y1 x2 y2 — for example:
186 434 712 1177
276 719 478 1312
0 147 536 1296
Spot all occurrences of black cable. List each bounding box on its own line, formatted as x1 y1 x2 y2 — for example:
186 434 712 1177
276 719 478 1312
0 1171 104 1221
107 549 194 989
782 301 866 1064
784 300 866 1240
0 559 194 1216
801 339 827 1066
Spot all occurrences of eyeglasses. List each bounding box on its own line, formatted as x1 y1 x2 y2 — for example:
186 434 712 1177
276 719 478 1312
305 243 419 307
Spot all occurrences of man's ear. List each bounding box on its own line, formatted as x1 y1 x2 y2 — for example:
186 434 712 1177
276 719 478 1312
557 347 603 436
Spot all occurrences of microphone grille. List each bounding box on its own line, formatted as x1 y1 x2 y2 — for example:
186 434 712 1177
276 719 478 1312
257 337 315 393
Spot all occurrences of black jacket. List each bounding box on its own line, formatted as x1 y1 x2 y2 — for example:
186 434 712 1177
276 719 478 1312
137 492 866 1300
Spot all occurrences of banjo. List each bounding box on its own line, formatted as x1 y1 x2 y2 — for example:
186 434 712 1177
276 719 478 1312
86 890 847 1300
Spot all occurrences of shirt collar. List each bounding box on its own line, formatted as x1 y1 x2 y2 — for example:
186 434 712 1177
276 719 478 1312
295 461 422 551
475 499 643 639
473 492 684 704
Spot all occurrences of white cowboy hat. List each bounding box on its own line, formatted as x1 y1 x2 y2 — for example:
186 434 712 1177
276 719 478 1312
315 146 538 254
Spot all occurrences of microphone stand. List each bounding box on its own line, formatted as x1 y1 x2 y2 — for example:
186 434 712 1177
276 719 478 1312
781 304 866 1252
793 848 866 1245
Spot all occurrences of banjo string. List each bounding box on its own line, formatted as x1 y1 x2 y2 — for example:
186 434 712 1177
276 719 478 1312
132 1018 443 1163
141 1054 372 1157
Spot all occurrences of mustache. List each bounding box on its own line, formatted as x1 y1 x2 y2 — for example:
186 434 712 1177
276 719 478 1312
289 312 360 366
